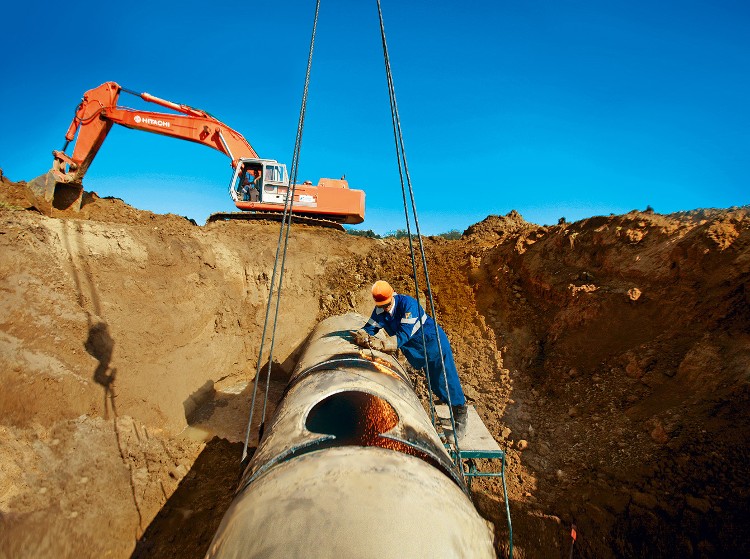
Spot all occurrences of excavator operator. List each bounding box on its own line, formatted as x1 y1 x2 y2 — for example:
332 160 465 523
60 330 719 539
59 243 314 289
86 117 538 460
240 169 261 201
352 280 469 439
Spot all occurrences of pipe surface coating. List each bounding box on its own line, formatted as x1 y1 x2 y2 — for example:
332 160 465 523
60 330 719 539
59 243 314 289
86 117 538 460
206 313 495 558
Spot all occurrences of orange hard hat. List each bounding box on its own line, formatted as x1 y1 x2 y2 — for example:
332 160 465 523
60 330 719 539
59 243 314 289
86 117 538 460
372 280 394 306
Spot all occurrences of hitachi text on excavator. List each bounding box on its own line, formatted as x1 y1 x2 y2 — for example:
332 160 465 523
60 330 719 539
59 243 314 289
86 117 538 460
27 82 365 227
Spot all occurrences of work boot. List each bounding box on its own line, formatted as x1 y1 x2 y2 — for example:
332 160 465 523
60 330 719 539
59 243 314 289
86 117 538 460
452 404 468 440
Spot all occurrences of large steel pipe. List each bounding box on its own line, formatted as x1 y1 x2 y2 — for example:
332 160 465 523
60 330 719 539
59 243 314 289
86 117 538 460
206 313 495 558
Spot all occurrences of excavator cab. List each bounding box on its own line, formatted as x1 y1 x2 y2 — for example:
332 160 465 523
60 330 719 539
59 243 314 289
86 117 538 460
230 158 290 205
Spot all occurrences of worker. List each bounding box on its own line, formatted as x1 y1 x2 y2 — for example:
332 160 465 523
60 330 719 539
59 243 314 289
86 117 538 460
352 280 469 439
240 169 260 201
238 171 250 200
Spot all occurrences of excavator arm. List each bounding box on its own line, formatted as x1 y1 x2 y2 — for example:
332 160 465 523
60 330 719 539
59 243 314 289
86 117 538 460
29 81 258 211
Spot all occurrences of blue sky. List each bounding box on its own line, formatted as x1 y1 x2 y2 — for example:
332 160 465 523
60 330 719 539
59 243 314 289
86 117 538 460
1 1 748 234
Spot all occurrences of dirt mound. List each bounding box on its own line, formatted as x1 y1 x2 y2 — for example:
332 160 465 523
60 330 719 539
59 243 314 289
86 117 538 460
1 175 748 558
464 209 539 242
469 208 750 556
0 171 32 209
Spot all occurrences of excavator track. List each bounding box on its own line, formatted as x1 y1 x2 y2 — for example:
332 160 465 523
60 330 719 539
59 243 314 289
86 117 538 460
206 211 345 231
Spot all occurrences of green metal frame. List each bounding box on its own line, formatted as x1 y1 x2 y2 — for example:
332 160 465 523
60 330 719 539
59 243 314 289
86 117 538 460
451 448 514 558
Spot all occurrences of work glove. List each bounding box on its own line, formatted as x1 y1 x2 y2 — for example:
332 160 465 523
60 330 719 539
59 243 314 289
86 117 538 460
351 329 371 347
368 336 398 354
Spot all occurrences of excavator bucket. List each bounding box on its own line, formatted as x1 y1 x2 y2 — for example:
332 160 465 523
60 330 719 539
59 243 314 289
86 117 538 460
25 171 84 215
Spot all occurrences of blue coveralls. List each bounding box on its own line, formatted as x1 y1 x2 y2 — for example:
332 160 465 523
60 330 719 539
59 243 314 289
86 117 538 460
363 293 466 406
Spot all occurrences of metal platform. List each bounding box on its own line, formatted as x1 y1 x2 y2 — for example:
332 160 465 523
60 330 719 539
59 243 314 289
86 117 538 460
436 404 505 458
436 404 514 558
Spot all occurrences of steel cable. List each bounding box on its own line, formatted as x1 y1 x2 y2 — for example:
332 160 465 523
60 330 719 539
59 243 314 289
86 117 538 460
375 0 465 472
242 0 321 462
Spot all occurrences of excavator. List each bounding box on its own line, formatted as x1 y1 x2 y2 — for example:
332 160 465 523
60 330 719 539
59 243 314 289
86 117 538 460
27 81 365 227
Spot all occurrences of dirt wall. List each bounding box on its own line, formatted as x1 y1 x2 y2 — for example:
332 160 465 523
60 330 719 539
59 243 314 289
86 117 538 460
1 174 748 558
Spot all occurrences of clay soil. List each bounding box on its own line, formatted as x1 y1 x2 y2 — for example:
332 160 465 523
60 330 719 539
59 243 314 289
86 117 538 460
1 170 748 558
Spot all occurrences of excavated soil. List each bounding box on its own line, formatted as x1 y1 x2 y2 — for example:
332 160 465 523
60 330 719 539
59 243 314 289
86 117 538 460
1 171 748 558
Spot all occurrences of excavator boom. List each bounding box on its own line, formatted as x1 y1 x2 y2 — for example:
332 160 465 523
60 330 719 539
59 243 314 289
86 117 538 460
54 82 258 185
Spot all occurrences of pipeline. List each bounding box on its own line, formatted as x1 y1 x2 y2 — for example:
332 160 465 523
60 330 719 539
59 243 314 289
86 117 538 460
206 313 495 558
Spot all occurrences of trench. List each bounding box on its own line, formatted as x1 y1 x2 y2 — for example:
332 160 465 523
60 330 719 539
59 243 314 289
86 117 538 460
2 197 748 558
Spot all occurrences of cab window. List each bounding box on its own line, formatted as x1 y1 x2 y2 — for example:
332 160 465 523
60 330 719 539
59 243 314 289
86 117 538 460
264 164 287 184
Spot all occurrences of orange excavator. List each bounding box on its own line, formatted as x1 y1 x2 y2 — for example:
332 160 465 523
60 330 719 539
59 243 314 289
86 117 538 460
27 81 365 227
